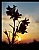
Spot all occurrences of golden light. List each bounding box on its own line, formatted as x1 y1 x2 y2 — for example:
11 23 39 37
18 37 21 41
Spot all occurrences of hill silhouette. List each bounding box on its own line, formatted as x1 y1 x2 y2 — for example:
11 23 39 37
0 40 39 50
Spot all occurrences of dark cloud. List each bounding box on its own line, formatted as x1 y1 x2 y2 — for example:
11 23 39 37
35 20 39 23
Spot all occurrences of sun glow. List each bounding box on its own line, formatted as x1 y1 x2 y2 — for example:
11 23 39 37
18 37 21 41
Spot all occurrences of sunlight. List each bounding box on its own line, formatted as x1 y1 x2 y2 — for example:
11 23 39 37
18 37 21 41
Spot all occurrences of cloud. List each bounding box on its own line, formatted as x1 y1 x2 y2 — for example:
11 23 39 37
2 15 11 21
24 14 39 24
35 20 39 23
2 14 39 43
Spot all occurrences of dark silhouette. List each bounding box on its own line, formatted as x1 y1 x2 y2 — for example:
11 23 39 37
6 5 16 16
19 21 27 33
6 5 30 45
4 31 11 45
22 18 30 26
9 24 13 28
6 5 22 20
16 18 30 34
6 5 22 45
1 40 39 49
16 26 18 32
10 9 22 20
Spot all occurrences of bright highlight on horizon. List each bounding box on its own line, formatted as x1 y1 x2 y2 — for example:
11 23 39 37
18 37 21 41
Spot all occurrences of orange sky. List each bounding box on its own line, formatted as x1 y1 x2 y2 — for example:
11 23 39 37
2 15 39 44
2 2 39 44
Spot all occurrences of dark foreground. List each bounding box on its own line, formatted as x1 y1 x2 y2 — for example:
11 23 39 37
0 40 39 50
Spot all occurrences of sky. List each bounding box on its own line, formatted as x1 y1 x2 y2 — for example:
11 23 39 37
2 2 39 44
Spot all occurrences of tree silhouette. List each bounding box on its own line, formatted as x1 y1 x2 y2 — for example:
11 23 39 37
6 5 30 46
6 5 22 45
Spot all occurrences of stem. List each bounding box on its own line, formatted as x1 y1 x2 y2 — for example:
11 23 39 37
7 35 10 45
12 19 15 45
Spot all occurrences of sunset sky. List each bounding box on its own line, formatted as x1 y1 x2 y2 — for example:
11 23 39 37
2 2 39 44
